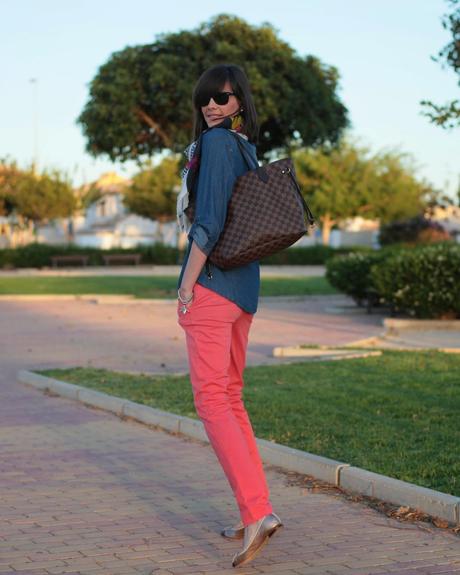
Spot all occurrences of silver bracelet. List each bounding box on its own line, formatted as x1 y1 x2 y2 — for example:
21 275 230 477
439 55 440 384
177 288 194 304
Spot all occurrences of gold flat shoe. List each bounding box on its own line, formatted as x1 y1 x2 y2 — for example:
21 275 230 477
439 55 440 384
221 522 244 540
232 513 283 568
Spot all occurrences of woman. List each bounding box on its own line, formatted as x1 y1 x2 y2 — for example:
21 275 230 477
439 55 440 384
176 63 283 568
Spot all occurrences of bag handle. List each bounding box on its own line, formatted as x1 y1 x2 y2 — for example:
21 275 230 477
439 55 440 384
282 166 316 226
228 131 260 170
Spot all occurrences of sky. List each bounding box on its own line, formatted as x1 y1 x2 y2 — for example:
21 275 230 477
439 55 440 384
1 0 459 199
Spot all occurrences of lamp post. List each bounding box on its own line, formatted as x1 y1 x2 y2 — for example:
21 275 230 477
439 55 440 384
29 77 39 173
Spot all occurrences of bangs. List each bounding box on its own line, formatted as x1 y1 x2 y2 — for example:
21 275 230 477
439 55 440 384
193 68 232 109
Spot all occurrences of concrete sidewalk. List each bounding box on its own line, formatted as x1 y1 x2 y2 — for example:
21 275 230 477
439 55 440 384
1 296 459 574
0 294 389 374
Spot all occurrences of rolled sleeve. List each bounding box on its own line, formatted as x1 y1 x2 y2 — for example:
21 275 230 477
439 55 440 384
188 221 213 255
187 129 239 256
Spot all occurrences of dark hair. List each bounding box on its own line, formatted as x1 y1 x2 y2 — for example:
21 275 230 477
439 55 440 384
192 64 258 143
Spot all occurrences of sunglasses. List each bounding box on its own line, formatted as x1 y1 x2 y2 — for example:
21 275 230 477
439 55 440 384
198 91 236 107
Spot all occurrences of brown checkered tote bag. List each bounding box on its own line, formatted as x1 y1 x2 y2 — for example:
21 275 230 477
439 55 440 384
189 131 315 270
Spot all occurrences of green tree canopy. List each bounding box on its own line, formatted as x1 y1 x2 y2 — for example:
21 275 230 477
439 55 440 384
293 139 436 244
421 0 460 128
370 151 436 222
123 155 181 242
0 158 76 231
0 158 22 216
77 14 349 162
123 156 181 222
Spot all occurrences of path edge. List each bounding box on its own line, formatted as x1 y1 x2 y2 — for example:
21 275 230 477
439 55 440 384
17 369 459 526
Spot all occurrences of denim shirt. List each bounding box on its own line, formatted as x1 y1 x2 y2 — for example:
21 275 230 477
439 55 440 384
177 128 260 314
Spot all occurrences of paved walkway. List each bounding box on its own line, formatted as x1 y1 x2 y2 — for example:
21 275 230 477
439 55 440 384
0 295 388 374
1 296 459 575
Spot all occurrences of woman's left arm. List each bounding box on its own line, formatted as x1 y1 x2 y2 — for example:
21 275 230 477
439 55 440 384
178 241 207 298
179 129 238 297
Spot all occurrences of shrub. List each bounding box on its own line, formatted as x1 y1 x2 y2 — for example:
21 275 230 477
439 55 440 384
325 250 392 305
259 245 372 265
0 243 181 268
136 243 180 264
0 243 371 269
0 243 99 269
378 215 452 246
371 242 460 319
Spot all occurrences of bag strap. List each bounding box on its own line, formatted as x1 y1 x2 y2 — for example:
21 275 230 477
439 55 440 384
284 167 316 226
228 131 260 170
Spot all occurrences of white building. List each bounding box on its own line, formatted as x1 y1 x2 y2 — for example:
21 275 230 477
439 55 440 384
36 172 181 249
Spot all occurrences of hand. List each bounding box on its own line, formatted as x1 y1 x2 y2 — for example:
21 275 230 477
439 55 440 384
178 285 194 302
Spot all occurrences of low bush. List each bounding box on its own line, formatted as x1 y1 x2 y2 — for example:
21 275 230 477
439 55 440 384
371 242 460 319
0 244 98 269
134 243 180 264
259 244 371 265
0 243 181 268
0 242 370 269
325 249 392 305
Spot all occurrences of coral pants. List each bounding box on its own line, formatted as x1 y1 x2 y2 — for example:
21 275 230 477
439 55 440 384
177 282 273 526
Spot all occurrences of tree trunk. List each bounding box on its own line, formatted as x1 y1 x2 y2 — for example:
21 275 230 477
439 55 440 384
155 220 164 243
32 220 38 241
321 214 336 245
66 218 75 244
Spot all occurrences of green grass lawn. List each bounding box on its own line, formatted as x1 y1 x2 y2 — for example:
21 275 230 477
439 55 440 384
0 275 336 297
39 350 460 497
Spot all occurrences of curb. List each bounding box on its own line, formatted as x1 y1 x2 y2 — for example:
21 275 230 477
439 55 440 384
340 467 459 524
17 369 459 526
384 318 460 334
272 347 382 360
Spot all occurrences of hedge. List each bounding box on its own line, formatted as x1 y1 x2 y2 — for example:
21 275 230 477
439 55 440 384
325 249 393 305
0 243 180 268
259 244 371 265
0 243 371 269
326 241 460 319
371 242 460 319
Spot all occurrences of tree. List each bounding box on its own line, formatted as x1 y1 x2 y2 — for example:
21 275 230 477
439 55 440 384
0 157 21 217
123 155 181 241
293 139 376 245
369 151 435 223
77 14 349 162
293 139 435 245
0 158 76 238
420 0 460 128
